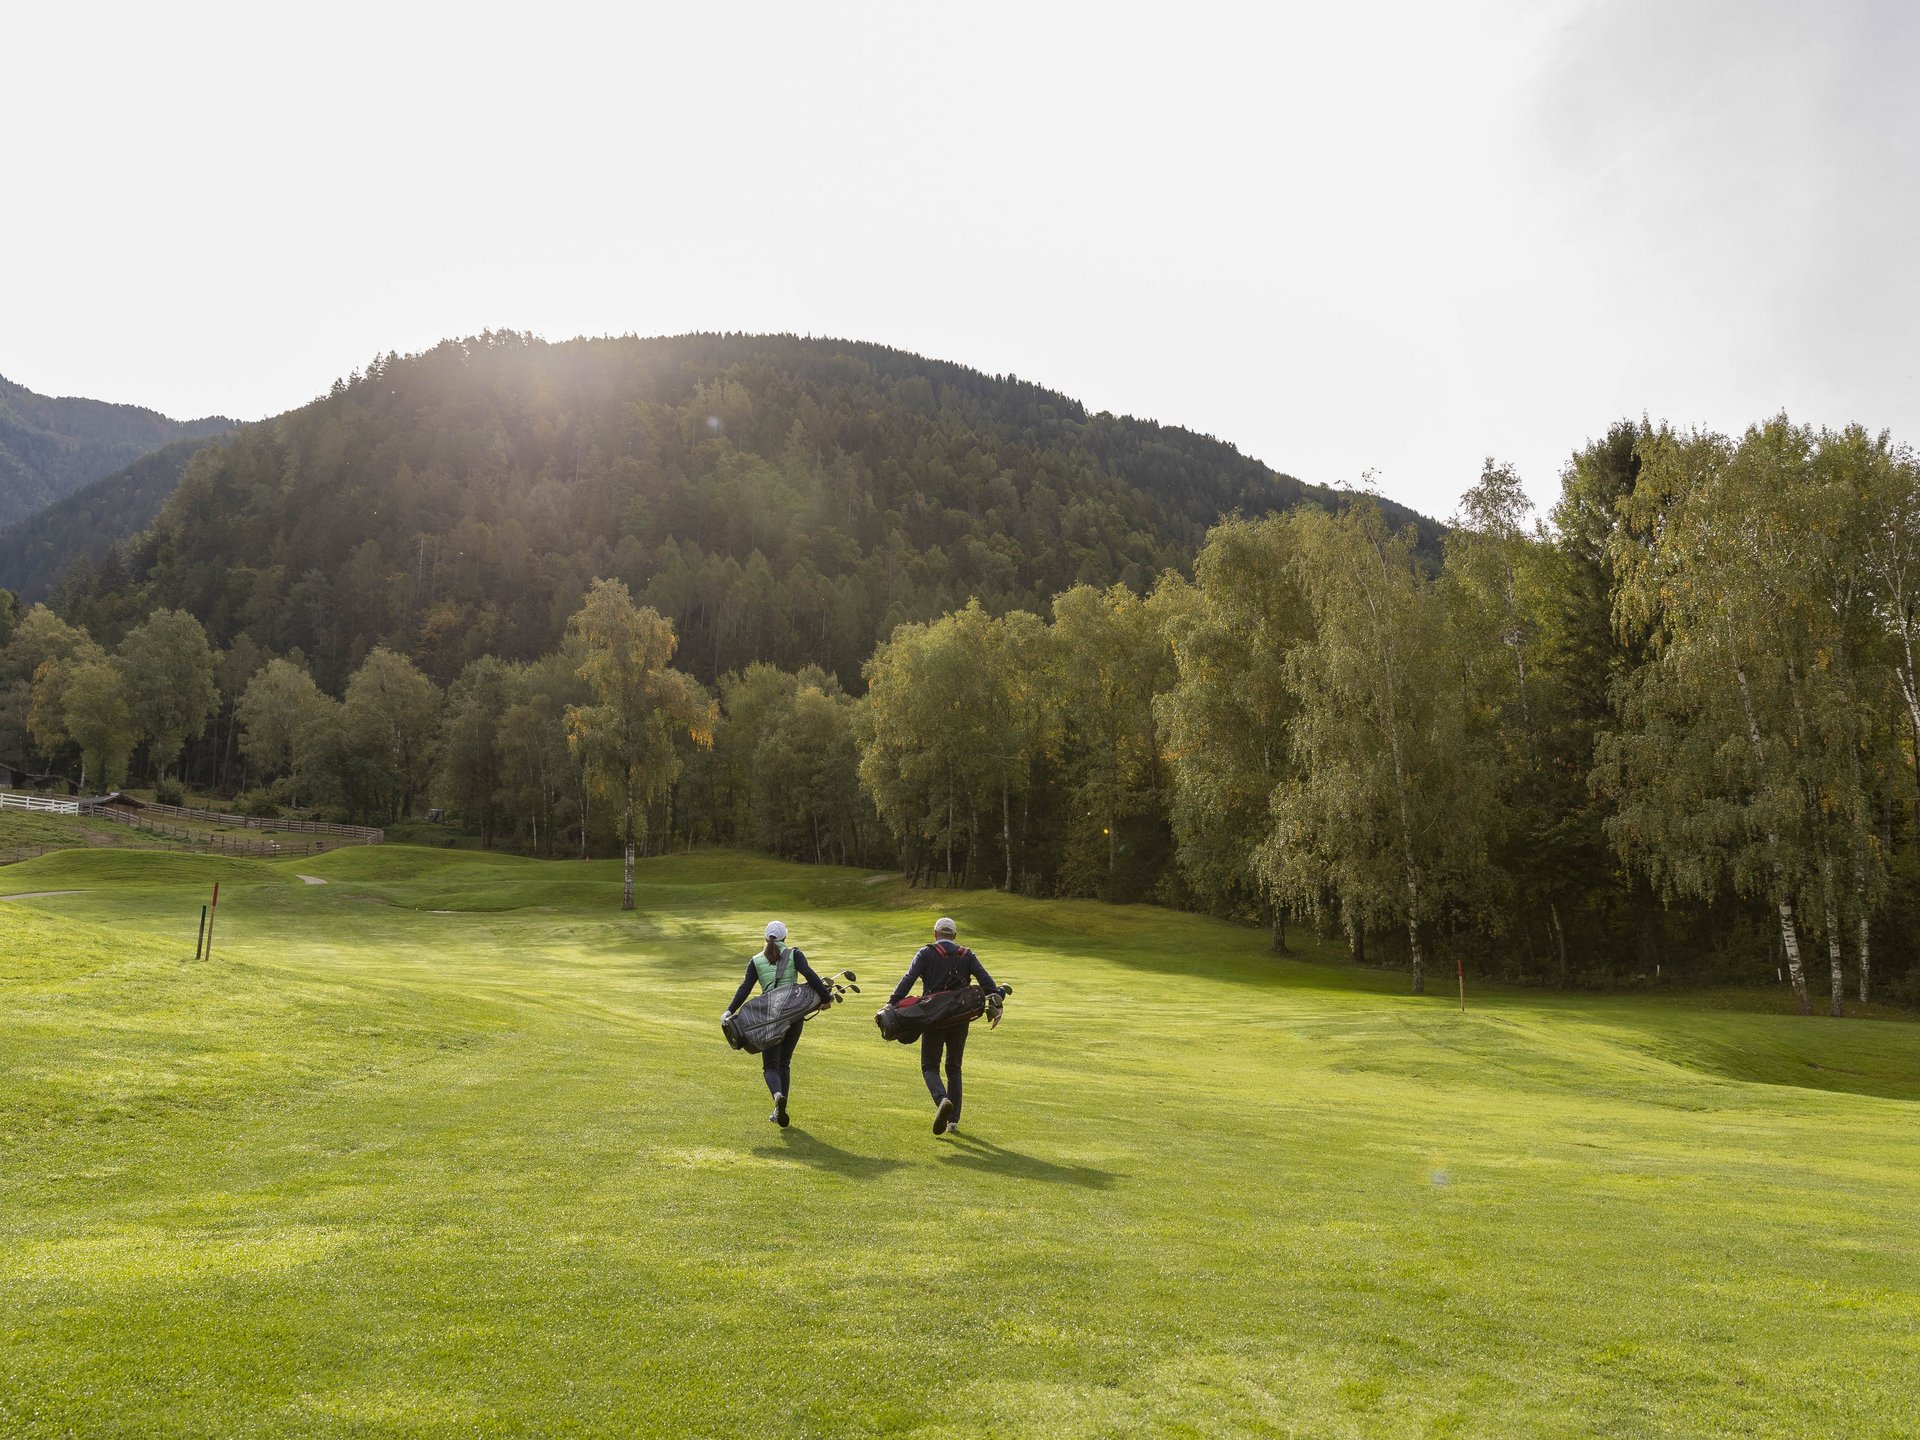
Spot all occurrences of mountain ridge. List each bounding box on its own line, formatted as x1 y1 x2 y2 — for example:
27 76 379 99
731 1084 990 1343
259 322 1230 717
29 331 1439 690
0 372 235 529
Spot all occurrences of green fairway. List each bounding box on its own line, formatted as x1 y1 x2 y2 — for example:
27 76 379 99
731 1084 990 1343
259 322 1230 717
2 848 1917 1438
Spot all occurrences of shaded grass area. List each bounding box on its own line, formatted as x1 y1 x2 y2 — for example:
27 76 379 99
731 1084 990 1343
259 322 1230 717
2 848 1918 1437
0 811 179 854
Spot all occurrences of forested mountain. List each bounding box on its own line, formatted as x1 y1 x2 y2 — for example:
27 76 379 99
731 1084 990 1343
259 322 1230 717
0 375 233 529
0 432 238 601
49 332 1432 690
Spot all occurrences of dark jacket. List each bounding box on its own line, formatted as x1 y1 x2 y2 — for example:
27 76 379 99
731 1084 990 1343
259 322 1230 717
729 947 834 1012
888 939 997 1005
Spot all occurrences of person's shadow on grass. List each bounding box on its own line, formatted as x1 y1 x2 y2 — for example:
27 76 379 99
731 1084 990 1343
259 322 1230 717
937 1132 1118 1189
757 1126 906 1181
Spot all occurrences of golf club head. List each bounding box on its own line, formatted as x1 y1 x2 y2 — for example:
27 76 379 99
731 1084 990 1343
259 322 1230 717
845 982 861 993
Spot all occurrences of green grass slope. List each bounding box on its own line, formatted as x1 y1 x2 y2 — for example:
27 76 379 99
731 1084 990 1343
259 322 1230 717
2 849 1917 1438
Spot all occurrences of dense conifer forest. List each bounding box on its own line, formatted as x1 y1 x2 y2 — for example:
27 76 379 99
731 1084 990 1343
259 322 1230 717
0 433 238 602
36 332 1429 691
0 374 233 529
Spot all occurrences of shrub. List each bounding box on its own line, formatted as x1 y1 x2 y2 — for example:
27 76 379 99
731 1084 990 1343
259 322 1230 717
153 777 185 807
238 789 282 819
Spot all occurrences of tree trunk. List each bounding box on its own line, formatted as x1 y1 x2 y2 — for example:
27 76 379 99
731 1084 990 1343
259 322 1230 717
1001 770 1013 893
1775 900 1810 1015
1351 926 1366 966
1407 916 1425 995
1730 642 1809 1015
1825 908 1845 1018
1019 782 1031 895
1858 914 1872 1005
579 776 590 860
1820 860 1844 1017
621 780 636 911
1270 905 1287 953
1548 900 1569 989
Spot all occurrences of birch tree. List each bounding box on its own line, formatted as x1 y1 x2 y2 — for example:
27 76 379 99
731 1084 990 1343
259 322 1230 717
856 604 1021 888
1602 420 1885 1015
236 657 333 804
1445 461 1594 982
62 659 141 793
116 609 218 782
1051 582 1184 900
1265 501 1502 993
566 579 714 910
1157 514 1307 946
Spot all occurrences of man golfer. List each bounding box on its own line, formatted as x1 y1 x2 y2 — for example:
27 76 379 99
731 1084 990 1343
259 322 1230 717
885 916 1001 1136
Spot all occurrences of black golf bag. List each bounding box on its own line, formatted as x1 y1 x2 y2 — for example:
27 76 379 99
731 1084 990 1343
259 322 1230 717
723 984 827 1054
875 984 1000 1044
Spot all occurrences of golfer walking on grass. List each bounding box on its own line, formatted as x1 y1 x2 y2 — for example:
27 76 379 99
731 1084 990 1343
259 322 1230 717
724 921 835 1127
887 917 1000 1136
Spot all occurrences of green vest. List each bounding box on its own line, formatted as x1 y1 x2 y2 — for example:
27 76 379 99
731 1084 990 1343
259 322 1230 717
751 945 797 993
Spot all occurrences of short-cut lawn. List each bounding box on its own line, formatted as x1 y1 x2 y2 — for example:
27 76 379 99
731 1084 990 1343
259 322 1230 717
2 847 1916 1438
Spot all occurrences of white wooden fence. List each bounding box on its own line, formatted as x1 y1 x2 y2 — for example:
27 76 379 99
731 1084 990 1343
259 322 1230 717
0 793 79 816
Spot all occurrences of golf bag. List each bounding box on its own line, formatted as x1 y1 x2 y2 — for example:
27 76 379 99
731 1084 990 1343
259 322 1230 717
723 984 827 1054
875 984 1001 1044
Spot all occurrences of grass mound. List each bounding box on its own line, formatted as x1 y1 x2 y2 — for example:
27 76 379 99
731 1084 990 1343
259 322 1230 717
3 847 1917 1438
2 846 284 891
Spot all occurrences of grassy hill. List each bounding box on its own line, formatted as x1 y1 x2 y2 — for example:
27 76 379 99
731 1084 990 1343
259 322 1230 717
5 847 1913 1436
0 374 233 530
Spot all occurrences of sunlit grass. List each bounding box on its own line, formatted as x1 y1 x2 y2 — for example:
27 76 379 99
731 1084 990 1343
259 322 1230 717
2 848 1916 1437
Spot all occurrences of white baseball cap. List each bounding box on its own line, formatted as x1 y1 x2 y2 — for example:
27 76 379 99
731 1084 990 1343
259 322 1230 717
765 920 788 942
934 917 957 937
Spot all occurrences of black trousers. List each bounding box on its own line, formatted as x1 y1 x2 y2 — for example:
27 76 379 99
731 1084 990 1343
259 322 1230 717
920 1021 970 1120
762 1021 803 1098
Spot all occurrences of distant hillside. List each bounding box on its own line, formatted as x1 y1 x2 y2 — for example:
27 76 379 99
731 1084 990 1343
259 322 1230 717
57 332 1437 689
0 374 234 529
0 432 237 601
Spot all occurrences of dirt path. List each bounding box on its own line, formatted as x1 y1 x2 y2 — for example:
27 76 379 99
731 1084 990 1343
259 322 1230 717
0 890 84 901
295 874 328 885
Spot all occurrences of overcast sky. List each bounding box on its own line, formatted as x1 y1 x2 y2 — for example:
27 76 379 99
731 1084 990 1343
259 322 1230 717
5 1 1916 521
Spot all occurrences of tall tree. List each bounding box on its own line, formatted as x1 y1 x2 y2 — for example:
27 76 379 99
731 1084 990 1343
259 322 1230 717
62 659 140 792
438 656 512 846
1445 461 1589 983
565 579 713 909
1157 514 1307 946
1050 582 1184 899
116 608 219 781
1601 420 1884 1016
235 657 344 808
1266 502 1503 994
342 647 442 822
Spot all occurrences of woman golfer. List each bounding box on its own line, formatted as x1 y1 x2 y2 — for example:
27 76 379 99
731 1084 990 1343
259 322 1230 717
886 916 1002 1135
724 921 835 1127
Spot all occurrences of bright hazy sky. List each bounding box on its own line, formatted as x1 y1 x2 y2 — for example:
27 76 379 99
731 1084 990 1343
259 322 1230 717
6 1 1917 522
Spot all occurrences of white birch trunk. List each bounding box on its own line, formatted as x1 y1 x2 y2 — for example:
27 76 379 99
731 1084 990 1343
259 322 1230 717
621 781 636 912
1730 637 1810 1014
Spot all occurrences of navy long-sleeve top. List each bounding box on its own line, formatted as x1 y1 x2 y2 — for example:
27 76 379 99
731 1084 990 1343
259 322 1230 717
888 940 997 1005
729 947 833 1012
